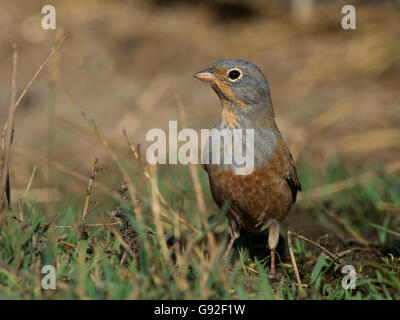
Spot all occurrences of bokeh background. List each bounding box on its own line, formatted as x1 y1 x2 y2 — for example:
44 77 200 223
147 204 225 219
0 0 399 203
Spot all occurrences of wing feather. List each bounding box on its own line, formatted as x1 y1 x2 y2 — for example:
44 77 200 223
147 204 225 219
286 152 302 203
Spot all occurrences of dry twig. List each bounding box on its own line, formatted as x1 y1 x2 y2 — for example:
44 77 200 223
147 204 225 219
79 158 101 249
293 232 343 264
287 231 303 286
81 158 100 227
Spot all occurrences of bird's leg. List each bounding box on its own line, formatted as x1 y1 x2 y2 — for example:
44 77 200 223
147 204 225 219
222 234 239 261
270 249 276 276
223 216 240 261
267 220 280 278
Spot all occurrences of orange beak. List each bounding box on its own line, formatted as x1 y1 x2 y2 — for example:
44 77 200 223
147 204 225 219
193 70 217 82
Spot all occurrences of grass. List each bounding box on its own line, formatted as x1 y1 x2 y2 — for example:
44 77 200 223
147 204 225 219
0 158 400 300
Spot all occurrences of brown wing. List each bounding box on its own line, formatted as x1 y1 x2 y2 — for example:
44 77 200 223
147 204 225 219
286 152 302 203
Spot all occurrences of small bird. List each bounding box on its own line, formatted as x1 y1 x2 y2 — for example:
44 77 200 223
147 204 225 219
193 59 301 277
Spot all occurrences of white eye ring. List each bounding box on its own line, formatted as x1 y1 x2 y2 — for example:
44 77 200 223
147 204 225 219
226 68 243 82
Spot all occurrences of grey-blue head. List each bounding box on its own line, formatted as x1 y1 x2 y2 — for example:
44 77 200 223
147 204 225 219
193 59 273 117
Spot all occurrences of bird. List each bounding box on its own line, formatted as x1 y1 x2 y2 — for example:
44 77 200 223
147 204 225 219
193 58 301 277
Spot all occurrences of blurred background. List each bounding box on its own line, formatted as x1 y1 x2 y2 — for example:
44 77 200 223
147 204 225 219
0 0 399 205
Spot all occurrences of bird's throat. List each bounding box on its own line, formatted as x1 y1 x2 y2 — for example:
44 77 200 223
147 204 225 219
221 108 239 127
220 103 271 129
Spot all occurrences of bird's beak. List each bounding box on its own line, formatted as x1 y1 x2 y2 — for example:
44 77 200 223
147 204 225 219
193 69 217 82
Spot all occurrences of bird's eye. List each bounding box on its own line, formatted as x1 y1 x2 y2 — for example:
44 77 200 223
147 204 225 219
227 68 242 82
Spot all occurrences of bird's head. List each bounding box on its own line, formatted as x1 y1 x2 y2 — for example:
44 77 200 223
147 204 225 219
193 59 272 115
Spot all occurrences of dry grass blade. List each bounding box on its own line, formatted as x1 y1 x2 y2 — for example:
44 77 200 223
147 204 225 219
53 222 121 228
13 146 116 200
150 165 170 261
122 130 140 163
176 94 216 253
12 36 65 114
149 164 189 292
61 79 156 260
61 80 144 224
337 247 371 258
176 95 223 298
58 240 77 249
1 37 65 212
156 189 198 232
122 129 150 180
108 227 137 260
18 164 37 222
24 165 37 197
122 129 198 233
377 202 400 213
176 95 207 215
314 201 370 246
287 230 303 286
0 44 18 212
47 34 62 215
79 158 100 244
81 158 99 226
293 232 344 264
